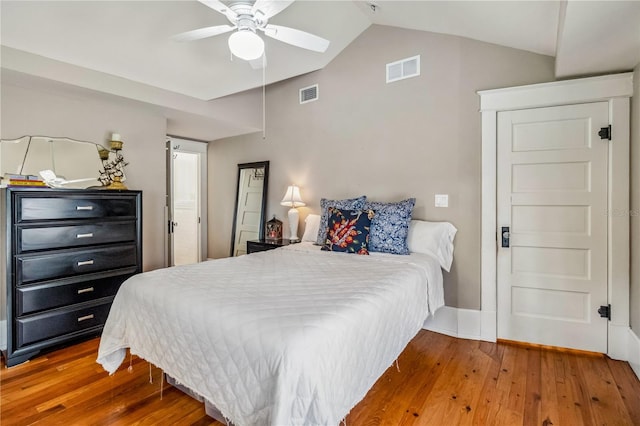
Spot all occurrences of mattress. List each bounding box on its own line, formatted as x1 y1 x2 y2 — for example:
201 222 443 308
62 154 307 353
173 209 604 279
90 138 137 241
97 242 444 425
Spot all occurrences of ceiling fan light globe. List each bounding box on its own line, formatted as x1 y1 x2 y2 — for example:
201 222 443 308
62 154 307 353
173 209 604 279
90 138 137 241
228 31 264 61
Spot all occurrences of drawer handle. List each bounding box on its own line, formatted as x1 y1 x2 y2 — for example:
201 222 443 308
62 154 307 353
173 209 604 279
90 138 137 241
77 260 94 266
77 314 95 322
76 205 94 211
76 233 94 239
77 287 94 294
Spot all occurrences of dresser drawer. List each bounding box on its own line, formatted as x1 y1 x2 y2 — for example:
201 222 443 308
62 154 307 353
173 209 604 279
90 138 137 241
17 244 138 284
16 301 112 348
17 195 137 222
18 221 136 253
15 274 131 316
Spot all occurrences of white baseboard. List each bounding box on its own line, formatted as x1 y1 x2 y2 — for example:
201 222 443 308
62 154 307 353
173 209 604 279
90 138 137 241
481 310 497 342
0 319 6 351
628 328 640 380
609 322 630 361
423 306 496 342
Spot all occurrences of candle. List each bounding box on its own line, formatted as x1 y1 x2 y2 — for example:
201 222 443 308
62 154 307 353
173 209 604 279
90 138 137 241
111 133 121 141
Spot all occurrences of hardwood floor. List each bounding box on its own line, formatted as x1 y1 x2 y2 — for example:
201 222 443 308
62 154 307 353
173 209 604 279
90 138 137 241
2 330 639 425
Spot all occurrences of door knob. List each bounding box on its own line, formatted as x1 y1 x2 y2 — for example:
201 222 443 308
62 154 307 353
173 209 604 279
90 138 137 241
501 227 510 248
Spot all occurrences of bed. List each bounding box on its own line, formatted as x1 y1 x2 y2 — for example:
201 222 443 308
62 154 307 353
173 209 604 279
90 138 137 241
97 241 446 425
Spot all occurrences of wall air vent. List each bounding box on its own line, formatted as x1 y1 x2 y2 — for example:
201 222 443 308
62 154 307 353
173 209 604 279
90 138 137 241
299 84 319 104
386 55 420 83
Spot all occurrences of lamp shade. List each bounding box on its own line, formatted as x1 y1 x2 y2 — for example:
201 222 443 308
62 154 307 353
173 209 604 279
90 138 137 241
280 185 305 208
228 30 264 61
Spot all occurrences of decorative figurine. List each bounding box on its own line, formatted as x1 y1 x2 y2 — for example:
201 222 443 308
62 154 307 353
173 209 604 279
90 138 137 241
99 133 129 189
265 215 283 241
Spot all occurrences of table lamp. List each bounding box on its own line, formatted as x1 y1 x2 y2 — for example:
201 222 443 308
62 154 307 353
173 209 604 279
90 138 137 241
280 185 305 242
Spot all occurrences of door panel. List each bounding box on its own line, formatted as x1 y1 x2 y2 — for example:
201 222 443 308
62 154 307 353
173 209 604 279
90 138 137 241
512 161 590 192
511 205 589 235
512 118 590 151
497 102 609 353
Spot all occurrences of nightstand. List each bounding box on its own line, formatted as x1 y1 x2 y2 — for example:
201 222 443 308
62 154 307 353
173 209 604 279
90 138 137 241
246 239 291 254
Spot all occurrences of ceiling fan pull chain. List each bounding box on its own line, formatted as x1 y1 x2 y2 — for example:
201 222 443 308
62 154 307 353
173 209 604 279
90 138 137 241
262 52 266 140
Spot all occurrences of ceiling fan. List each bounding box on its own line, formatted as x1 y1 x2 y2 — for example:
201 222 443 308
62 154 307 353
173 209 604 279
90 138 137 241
172 0 330 63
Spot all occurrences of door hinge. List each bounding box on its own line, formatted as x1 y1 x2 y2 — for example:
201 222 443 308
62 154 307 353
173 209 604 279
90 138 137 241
598 304 611 320
598 125 611 141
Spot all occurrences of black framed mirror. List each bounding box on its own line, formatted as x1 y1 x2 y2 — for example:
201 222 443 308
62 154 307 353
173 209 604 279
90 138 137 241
230 161 269 256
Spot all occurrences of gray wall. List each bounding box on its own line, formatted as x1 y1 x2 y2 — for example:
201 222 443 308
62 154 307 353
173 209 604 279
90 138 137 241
208 25 555 310
1 73 167 272
631 63 640 337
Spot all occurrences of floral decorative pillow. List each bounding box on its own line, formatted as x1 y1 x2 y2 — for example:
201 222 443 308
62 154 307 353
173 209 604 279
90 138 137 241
315 195 367 245
365 198 416 255
321 208 374 255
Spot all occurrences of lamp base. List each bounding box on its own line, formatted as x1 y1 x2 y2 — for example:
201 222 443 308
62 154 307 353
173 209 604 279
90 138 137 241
287 207 300 242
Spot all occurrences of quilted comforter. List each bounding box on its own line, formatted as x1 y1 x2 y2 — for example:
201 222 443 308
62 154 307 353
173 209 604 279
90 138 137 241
97 243 444 425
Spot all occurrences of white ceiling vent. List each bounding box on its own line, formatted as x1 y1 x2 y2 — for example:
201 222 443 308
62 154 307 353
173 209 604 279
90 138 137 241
299 84 319 104
386 55 420 83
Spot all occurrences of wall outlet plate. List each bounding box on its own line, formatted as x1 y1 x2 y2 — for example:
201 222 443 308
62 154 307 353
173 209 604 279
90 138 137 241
435 194 449 208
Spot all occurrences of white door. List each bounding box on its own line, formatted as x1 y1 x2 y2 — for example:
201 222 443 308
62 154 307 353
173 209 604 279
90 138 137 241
497 102 609 353
232 168 264 256
172 151 200 265
166 137 208 266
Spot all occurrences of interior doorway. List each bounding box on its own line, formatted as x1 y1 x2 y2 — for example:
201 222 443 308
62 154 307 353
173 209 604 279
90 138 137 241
166 137 208 266
479 73 631 359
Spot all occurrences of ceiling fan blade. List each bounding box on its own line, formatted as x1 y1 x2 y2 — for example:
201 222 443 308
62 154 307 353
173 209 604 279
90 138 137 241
249 54 267 70
252 1 294 19
264 24 329 53
198 0 237 18
171 25 235 42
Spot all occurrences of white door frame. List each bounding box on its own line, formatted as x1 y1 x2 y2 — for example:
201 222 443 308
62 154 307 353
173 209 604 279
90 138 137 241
166 136 208 265
478 72 633 360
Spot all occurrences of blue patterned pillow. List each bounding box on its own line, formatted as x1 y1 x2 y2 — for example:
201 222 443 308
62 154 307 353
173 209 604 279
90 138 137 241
321 208 374 255
315 195 367 245
365 198 416 255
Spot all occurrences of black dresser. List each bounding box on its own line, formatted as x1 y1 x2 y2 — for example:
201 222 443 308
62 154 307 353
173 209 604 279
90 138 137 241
1 188 142 367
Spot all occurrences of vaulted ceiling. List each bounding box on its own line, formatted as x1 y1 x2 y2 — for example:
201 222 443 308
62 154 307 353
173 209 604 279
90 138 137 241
2 1 639 140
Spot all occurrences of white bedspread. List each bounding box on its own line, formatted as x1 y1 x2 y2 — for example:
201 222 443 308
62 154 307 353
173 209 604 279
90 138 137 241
97 243 444 426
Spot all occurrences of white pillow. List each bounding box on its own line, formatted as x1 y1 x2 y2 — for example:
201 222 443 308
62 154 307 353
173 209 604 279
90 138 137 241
301 214 321 242
407 220 457 272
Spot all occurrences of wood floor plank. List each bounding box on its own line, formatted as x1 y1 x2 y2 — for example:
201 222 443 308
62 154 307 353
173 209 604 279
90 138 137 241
553 350 583 426
538 350 560 426
347 331 450 425
522 347 541 426
491 345 526 425
606 357 640 424
576 355 631 425
2 332 639 425
417 340 491 426
470 340 503 425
